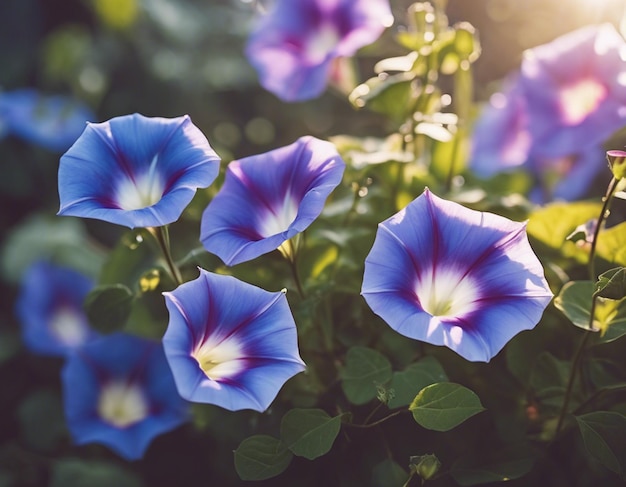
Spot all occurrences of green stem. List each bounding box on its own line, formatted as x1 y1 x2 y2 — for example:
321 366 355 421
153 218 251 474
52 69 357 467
555 176 619 436
148 226 183 286
345 410 406 429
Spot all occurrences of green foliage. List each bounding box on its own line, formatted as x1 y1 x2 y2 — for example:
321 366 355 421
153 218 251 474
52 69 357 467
409 382 485 431
340 346 393 405
84 284 134 334
388 356 448 408
233 435 293 481
576 412 626 479
280 408 342 460
50 459 141 487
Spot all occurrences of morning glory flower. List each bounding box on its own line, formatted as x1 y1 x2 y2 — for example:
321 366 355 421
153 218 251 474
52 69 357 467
15 261 99 357
162 269 305 411
361 189 553 362
0 89 94 152
201 136 345 266
519 23 626 156
62 333 188 460
245 0 394 101
58 113 220 228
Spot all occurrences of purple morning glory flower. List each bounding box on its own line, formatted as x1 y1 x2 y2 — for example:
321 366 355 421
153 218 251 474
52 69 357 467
200 136 345 266
361 189 553 362
245 0 394 101
15 261 99 357
162 269 305 411
62 333 188 461
0 89 94 152
58 113 221 228
520 23 626 156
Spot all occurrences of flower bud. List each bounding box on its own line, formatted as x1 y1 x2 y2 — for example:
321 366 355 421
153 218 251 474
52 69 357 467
607 150 626 180
410 453 441 481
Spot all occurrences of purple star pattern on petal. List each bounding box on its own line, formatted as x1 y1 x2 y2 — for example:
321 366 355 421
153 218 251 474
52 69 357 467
62 333 188 461
58 113 220 228
15 261 99 357
200 136 345 266
0 89 94 152
162 269 305 412
245 0 393 101
362 189 553 362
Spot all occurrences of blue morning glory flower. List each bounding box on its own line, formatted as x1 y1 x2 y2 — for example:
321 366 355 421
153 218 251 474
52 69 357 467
0 89 94 152
361 189 553 363
58 113 221 228
245 0 393 101
162 269 305 412
62 333 188 461
519 23 626 156
15 261 99 357
200 136 345 266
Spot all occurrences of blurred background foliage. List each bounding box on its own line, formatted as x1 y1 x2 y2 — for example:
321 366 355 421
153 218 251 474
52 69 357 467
2 0 626 486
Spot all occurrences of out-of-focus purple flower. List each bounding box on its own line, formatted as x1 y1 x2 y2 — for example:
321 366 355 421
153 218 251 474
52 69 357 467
520 23 626 156
470 76 532 177
62 333 188 461
58 113 220 229
201 136 345 266
0 89 94 152
361 189 553 362
162 269 305 411
15 261 98 357
245 0 393 101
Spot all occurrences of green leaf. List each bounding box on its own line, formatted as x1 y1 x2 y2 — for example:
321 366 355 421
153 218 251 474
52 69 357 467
527 202 602 264
234 435 293 481
371 459 408 487
597 222 626 267
50 459 141 487
388 356 448 409
554 280 626 342
409 382 484 431
99 230 157 287
349 73 419 122
595 267 626 300
280 408 342 460
84 284 134 334
576 411 626 479
529 352 571 409
450 442 536 486
340 346 393 405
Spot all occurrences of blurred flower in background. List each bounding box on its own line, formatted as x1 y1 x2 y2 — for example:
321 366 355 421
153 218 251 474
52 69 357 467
361 189 553 362
245 0 394 101
62 333 188 461
15 260 98 357
470 23 626 202
201 136 345 266
0 89 94 152
57 113 221 228
162 269 306 412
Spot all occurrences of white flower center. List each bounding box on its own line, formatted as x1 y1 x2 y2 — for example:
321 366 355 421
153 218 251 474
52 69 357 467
559 78 607 125
98 381 149 428
49 306 88 347
116 154 165 210
192 336 245 381
306 23 341 64
416 267 479 318
258 193 299 238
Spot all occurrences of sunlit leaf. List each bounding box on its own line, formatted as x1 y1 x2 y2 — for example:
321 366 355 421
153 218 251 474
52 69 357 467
349 73 418 122
280 408 342 460
527 202 602 263
597 222 626 267
409 382 484 431
340 346 393 405
234 435 293 481
576 412 626 479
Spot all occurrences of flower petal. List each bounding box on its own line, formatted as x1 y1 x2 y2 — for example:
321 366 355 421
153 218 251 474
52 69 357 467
362 189 553 362
162 269 305 411
58 113 220 228
201 136 345 266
